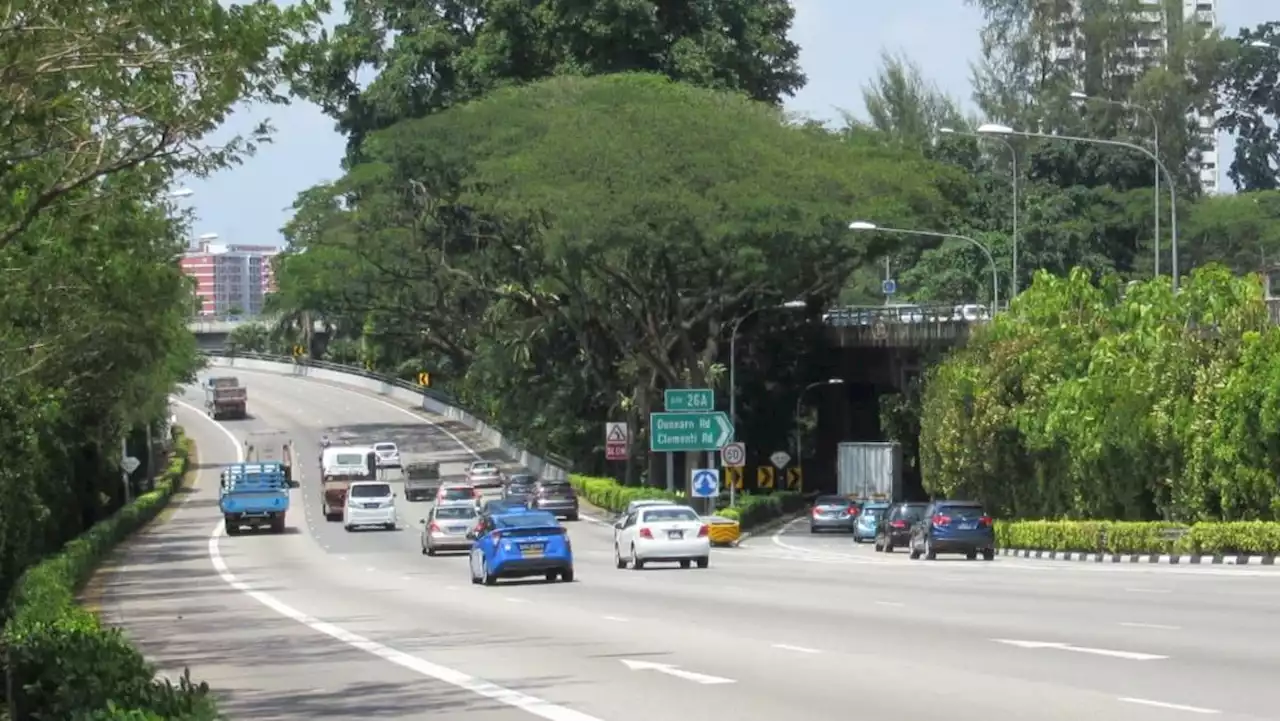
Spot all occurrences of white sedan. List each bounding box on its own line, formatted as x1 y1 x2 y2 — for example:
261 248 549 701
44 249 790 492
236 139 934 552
373 442 401 469
614 506 710 570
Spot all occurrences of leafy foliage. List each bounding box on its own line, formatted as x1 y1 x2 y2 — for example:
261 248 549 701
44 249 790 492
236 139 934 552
273 73 951 477
920 265 1280 522
2 435 218 719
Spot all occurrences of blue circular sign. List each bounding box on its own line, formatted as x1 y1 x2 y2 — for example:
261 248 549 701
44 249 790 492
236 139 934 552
882 279 897 295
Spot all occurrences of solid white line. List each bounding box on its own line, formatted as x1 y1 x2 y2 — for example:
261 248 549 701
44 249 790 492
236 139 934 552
180 395 607 721
602 616 628 622
1124 588 1172 594
505 597 529 603
875 601 905 607
772 643 821 654
1119 622 1180 630
1119 697 1220 714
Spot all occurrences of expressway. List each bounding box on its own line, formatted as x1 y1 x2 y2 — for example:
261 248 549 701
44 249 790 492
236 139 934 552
97 368 1280 720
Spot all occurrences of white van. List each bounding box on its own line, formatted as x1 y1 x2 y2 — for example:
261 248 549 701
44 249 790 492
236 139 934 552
344 480 397 531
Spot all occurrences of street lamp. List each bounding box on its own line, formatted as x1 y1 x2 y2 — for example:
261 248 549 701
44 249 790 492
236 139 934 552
795 378 843 473
727 299 806 507
849 221 1000 315
1247 40 1278 50
978 123 1181 290
168 188 194 199
940 126 1020 295
198 232 219 241
1070 91 1162 276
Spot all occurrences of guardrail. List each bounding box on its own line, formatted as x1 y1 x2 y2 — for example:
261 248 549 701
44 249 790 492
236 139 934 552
822 303 992 327
201 350 572 482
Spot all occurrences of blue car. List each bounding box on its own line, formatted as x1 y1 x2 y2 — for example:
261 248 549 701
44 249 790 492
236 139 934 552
852 502 890 543
468 510 574 585
909 500 996 561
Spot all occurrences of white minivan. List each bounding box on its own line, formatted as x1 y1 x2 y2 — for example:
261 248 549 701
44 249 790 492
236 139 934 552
343 481 398 531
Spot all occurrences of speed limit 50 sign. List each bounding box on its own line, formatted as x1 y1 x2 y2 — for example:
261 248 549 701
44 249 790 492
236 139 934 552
720 442 746 467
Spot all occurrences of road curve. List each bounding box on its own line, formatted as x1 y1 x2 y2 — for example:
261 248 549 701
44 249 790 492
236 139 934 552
96 368 1280 720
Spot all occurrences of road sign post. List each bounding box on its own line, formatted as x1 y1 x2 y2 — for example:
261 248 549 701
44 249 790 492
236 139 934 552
720 441 746 507
605 422 629 461
649 412 734 452
664 389 714 412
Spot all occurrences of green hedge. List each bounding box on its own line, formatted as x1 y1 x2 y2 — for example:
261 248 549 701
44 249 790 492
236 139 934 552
1 430 219 720
997 519 1280 556
568 475 804 531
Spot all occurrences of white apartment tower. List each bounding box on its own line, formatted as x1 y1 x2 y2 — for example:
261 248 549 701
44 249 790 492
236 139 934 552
1052 0 1221 193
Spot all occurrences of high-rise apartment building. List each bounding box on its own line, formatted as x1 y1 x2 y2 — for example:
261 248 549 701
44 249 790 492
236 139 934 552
1051 0 1220 193
180 240 280 316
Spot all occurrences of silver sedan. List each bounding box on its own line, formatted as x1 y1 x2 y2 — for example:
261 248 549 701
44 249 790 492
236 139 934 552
809 496 859 532
420 504 479 555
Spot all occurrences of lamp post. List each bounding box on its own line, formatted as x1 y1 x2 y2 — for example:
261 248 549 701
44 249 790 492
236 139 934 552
168 188 194 199
849 221 1000 316
940 127 1020 295
978 123 1181 291
794 378 843 475
727 299 805 506
1070 91 1161 276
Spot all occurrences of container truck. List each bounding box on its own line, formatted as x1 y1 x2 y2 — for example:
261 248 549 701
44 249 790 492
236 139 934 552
244 430 295 483
836 442 903 502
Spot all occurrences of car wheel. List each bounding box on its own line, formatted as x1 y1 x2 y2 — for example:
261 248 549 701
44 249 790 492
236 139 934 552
925 537 937 560
630 544 645 570
481 558 496 586
809 525 818 534
384 522 395 530
966 550 978 560
909 540 921 560
679 559 691 569
566 513 579 521
982 548 995 561
614 545 627 569
884 539 894 553
561 567 575 582
224 520 239 536
696 556 709 569
469 558 481 585
545 571 557 582
344 524 353 532
873 537 882 551
426 545 436 556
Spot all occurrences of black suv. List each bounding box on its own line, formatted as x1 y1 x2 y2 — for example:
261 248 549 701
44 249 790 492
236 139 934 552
530 479 579 521
875 502 928 553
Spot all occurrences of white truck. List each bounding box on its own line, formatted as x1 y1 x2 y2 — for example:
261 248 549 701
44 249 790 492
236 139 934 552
836 442 903 502
244 430 295 483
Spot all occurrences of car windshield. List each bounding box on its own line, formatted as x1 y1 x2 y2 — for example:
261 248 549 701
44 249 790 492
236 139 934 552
863 507 887 518
815 496 850 507
333 453 364 466
470 462 497 471
942 505 986 520
486 501 522 511
350 483 391 498
435 506 476 520
540 483 572 494
893 504 927 520
441 488 473 500
374 443 396 451
642 508 698 523
495 512 558 529
508 475 535 484
628 501 668 512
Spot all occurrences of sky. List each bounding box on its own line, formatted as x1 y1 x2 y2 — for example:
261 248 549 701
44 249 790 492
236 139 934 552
177 1 1275 247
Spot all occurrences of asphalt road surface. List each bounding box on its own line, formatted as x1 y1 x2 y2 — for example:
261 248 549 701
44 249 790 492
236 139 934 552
96 368 1280 720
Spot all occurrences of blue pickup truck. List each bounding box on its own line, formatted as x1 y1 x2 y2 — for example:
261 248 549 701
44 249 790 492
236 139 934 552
220 462 299 535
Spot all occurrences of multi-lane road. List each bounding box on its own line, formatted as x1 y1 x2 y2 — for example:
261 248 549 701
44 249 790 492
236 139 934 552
97 368 1280 720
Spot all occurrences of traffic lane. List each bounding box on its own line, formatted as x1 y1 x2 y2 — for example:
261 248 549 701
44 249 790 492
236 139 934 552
768 514 1280 575
213 512 1207 721
120 403 540 721
210 374 469 556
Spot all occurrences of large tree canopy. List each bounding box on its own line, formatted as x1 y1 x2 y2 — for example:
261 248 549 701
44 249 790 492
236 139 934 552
290 0 806 158
273 73 953 469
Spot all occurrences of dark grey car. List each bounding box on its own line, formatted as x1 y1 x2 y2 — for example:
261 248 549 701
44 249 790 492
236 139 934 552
530 480 579 520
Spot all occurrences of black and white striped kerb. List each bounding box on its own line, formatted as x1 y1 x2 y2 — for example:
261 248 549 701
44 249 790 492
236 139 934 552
998 548 1277 565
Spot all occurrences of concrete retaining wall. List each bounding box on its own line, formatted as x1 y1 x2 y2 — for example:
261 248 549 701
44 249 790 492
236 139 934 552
206 356 568 481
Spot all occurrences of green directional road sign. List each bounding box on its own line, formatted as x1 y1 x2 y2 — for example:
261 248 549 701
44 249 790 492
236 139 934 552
649 412 734 452
664 388 714 412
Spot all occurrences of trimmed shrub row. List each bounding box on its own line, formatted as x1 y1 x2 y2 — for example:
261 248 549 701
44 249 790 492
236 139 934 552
997 519 1280 556
568 475 804 531
1 430 219 720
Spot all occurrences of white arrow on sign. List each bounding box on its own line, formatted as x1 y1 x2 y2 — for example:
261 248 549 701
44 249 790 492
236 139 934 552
711 414 733 447
992 639 1166 661
620 659 735 685
121 456 141 474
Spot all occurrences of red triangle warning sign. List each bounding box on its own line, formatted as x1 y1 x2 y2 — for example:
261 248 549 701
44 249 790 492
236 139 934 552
606 424 627 442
